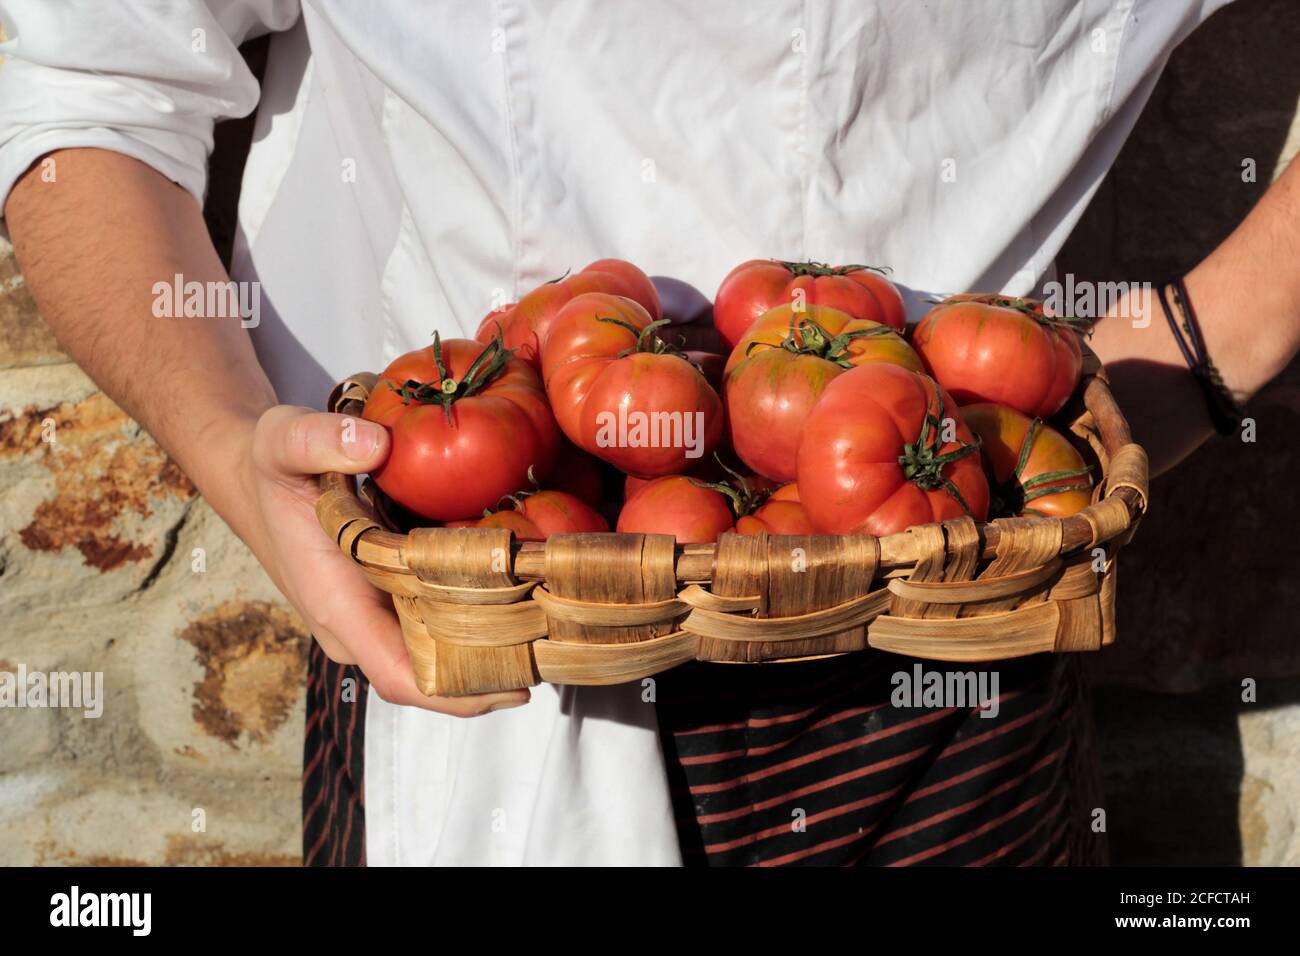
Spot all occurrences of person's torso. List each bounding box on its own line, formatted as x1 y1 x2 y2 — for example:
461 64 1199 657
236 0 1161 407
230 0 1216 865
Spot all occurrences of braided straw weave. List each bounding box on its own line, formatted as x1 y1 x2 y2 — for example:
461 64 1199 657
317 348 1148 696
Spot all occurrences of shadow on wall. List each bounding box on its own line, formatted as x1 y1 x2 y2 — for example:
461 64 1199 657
1092 680 1300 866
1060 0 1300 865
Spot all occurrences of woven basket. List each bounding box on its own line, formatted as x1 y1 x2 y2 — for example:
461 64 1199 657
317 347 1148 697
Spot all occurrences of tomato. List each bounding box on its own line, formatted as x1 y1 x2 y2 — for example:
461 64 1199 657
713 258 906 350
542 292 723 477
623 452 730 501
516 485 611 534
911 295 1085 418
723 304 920 377
617 467 776 543
616 476 736 543
723 304 922 482
546 440 609 508
475 259 661 369
618 470 777 543
960 403 1093 519
478 302 515 336
362 334 559 521
734 483 816 535
447 489 609 540
796 363 989 535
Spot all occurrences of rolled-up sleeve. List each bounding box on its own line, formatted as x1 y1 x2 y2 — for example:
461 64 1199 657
0 0 300 214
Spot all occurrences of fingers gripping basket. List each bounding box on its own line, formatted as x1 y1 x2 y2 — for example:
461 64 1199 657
317 350 1148 697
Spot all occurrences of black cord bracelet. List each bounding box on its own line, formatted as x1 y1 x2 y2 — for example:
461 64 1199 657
1155 277 1244 436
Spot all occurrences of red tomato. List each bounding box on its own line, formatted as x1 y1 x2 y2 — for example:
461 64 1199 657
618 468 779 543
616 476 735 543
723 304 922 482
475 259 661 369
713 259 906 350
911 295 1085 418
960 403 1093 519
623 453 729 501
734 483 816 535
542 292 723 477
362 335 559 521
796 364 989 535
478 302 515 335
447 489 609 541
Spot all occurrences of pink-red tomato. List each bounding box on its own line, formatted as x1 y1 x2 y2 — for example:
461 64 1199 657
734 483 816 535
362 336 559 521
713 258 906 350
911 294 1084 418
724 303 922 481
616 475 735 544
476 259 661 369
542 292 723 477
622 453 735 501
796 363 989 535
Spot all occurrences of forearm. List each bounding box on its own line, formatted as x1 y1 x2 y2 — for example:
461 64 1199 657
1090 157 1300 474
5 148 277 543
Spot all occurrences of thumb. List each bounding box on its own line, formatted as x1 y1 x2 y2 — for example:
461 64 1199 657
253 405 390 478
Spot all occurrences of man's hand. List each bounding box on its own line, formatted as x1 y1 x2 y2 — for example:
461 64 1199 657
235 406 530 715
6 149 527 717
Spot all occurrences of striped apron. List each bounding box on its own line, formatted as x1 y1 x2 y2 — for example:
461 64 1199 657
301 643 1105 867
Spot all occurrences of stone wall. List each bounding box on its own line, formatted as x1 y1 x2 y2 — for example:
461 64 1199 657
1 0 1298 866
0 246 305 865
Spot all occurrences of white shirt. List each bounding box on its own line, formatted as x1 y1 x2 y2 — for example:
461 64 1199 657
0 0 1227 865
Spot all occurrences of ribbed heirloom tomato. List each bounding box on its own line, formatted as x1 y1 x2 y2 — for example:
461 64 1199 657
724 303 922 482
960 403 1094 519
446 489 609 541
542 292 723 477
796 363 989 536
476 259 661 369
362 335 559 521
713 259 906 349
911 295 1085 418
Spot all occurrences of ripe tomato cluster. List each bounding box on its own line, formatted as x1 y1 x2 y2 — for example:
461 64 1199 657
360 258 1095 542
